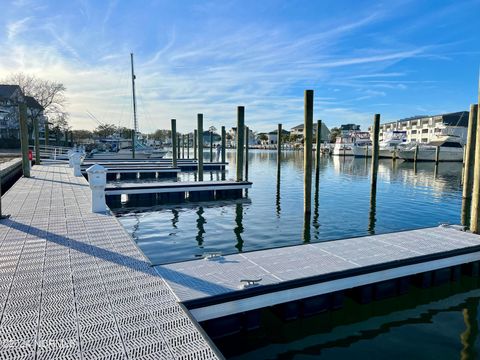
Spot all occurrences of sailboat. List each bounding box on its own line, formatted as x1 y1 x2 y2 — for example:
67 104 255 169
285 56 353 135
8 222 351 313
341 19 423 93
88 53 168 160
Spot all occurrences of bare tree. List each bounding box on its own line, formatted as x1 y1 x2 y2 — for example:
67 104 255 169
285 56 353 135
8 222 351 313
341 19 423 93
3 73 69 140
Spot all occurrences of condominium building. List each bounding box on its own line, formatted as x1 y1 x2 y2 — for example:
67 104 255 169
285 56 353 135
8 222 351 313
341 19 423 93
374 111 469 144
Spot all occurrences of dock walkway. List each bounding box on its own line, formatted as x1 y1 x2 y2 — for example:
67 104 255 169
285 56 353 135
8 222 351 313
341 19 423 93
0 164 220 359
156 226 480 321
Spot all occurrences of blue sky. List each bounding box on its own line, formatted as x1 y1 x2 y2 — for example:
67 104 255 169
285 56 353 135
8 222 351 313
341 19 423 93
0 0 479 133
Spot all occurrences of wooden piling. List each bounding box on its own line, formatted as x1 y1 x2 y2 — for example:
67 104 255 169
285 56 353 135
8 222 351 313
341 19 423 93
470 76 480 233
236 106 245 182
277 124 282 166
304 90 313 215
45 122 49 146
171 119 177 168
221 126 226 164
371 114 381 188
463 104 478 200
210 131 213 162
131 130 136 159
34 117 40 165
194 129 198 160
414 143 419 163
19 103 30 178
177 134 181 159
245 126 249 180
197 114 204 181
435 146 440 165
315 120 322 178
187 133 190 159
182 134 185 159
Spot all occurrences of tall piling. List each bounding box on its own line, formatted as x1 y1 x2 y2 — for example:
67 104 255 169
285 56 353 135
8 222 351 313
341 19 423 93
171 119 177 168
197 114 204 181
463 104 478 200
304 90 314 215
177 134 181 159
131 130 136 159
277 124 282 165
371 114 380 187
194 129 198 160
182 134 185 159
19 104 30 178
315 120 322 180
470 77 480 233
45 122 49 146
414 144 419 163
34 117 41 165
221 126 226 164
435 146 440 165
210 131 213 162
236 106 245 182
187 133 190 159
245 126 249 180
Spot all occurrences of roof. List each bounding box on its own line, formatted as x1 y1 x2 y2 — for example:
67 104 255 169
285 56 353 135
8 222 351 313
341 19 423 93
268 129 290 135
25 96 44 110
0 84 22 100
441 111 469 127
380 111 470 127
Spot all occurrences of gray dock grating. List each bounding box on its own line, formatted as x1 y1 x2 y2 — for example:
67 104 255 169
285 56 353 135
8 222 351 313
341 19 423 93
0 164 220 359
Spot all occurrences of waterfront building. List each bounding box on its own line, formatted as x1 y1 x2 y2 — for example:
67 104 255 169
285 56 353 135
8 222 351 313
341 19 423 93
266 129 290 144
0 84 46 144
374 111 469 143
289 122 331 141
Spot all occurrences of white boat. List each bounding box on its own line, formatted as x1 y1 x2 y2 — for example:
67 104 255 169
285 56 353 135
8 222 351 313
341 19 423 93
352 130 408 158
397 135 464 162
334 132 370 156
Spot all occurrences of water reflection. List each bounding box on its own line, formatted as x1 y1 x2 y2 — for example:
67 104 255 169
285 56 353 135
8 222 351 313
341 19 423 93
171 209 179 229
313 174 320 240
234 203 244 252
215 279 480 359
460 298 479 360
196 207 206 247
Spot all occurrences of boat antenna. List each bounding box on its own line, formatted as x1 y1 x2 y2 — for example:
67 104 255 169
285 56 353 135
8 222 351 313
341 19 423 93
131 52 138 136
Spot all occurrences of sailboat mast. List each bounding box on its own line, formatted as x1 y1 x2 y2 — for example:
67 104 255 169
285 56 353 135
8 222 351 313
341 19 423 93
130 52 138 135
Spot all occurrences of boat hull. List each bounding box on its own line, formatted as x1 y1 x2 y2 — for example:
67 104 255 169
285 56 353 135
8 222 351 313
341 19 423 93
332 144 354 156
398 148 463 162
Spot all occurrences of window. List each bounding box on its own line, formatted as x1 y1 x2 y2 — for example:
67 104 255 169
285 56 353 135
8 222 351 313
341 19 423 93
422 129 428 133
411 121 418 126
411 130 417 134
421 138 428 143
442 142 463 148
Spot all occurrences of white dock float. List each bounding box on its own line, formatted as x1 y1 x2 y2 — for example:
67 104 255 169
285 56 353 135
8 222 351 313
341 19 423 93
105 180 252 196
0 164 221 359
155 226 480 322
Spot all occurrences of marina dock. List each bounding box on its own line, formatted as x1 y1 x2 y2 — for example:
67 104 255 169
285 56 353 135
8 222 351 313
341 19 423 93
156 226 480 322
81 160 228 172
0 164 221 359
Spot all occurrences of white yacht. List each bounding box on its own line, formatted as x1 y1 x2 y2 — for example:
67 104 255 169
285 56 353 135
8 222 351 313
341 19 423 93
397 135 464 162
379 130 407 158
334 132 370 156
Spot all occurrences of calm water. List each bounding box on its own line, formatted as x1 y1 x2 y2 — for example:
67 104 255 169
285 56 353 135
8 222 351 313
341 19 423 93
113 150 477 359
215 278 480 359
115 150 463 265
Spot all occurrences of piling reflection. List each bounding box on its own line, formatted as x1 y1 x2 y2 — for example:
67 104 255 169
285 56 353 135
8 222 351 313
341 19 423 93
313 173 320 240
368 185 377 235
234 203 244 252
276 165 281 218
460 298 479 360
171 209 179 229
195 207 206 247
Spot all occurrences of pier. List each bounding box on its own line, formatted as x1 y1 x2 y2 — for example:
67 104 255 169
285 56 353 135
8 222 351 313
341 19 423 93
156 226 480 323
81 160 228 172
0 164 221 359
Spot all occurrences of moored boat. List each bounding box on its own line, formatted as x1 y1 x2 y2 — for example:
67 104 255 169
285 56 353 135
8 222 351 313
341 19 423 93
397 135 464 162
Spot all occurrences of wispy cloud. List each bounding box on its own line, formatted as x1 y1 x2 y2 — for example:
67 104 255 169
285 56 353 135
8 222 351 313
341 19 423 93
0 0 477 133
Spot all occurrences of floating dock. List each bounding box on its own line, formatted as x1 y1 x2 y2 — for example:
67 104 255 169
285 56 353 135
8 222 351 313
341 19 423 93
105 180 252 207
155 226 480 323
82 160 228 172
81 167 181 180
0 164 221 359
